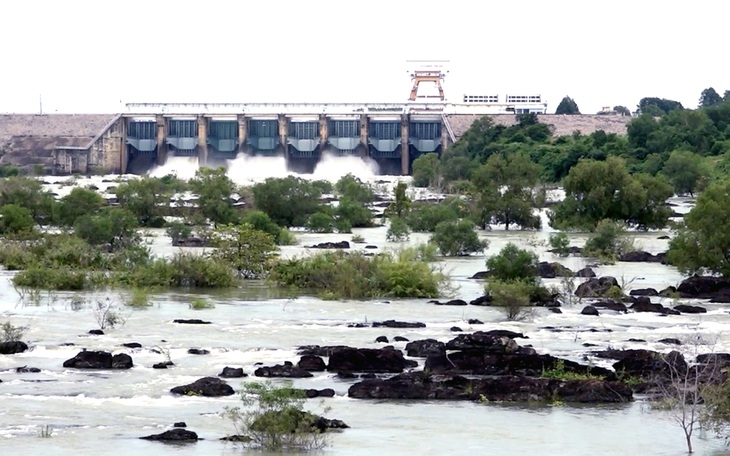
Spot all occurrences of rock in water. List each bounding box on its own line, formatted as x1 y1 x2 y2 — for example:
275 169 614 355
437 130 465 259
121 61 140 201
0 341 28 355
140 428 199 442
170 377 234 397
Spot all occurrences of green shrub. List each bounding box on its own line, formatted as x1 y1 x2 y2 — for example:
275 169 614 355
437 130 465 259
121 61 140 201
270 249 448 299
189 297 215 309
0 204 35 235
583 219 634 262
486 243 539 282
165 221 192 242
121 253 237 289
306 212 335 233
223 381 329 451
430 220 488 256
386 217 410 242
0 242 35 270
350 234 365 244
241 210 285 243
548 232 571 256
277 227 297 246
541 359 599 381
405 198 465 232
487 279 534 320
1 321 28 342
126 288 152 308
335 197 373 228
13 266 90 291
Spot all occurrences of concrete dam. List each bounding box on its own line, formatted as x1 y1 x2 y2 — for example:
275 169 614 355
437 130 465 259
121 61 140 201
0 103 632 176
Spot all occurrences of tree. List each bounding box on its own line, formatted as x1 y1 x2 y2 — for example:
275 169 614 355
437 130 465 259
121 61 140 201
208 223 277 279
306 212 335 233
699 87 723 108
470 153 542 230
252 176 327 227
662 150 707 196
405 197 465 232
555 96 580 115
241 210 286 244
386 217 410 242
115 176 177 227
638 97 684 116
0 176 55 224
74 208 139 249
487 279 533 320
429 220 488 256
486 243 538 282
55 187 104 227
334 174 375 204
335 197 373 228
582 219 634 262
549 156 672 230
613 105 631 116
668 180 730 276
190 167 239 226
411 153 441 188
0 204 35 235
385 181 411 219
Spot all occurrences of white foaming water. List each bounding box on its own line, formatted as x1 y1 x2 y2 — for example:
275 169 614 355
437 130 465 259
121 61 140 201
311 153 380 181
226 153 289 185
148 155 200 181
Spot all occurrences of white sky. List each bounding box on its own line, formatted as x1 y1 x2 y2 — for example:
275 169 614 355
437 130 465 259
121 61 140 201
1 0 727 114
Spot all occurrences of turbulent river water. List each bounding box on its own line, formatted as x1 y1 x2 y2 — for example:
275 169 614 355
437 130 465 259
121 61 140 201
2 160 730 455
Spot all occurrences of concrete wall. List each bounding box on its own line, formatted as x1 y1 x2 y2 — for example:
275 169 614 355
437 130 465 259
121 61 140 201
86 116 125 174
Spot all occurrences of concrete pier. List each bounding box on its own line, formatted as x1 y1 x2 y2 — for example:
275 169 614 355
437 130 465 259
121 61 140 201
197 116 208 166
156 115 167 166
400 114 409 175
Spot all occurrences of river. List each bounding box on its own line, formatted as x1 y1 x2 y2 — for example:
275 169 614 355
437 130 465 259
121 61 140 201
1 166 730 455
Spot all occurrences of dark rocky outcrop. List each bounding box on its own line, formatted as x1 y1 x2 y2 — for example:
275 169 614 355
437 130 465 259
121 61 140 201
62 351 133 369
0 341 28 355
393 336 410 342
170 376 234 397
591 300 628 312
173 422 187 428
140 429 199 442
327 347 415 373
172 236 208 248
254 361 313 378
450 327 462 332
16 366 41 373
348 372 631 403
658 338 681 345
674 304 708 314
575 267 596 278
297 355 326 372
375 336 389 343
429 299 468 306
607 349 687 380
297 345 351 357
619 251 666 263
444 333 520 353
187 348 210 355
306 241 350 249
575 277 619 297
677 276 730 302
629 298 678 315
218 367 247 378
581 305 599 316
469 295 493 306
405 339 446 358
469 271 490 280
658 286 678 297
372 320 426 329
173 319 211 324
153 361 174 369
537 262 573 278
122 342 142 349
467 319 484 325
88 329 104 335
629 288 658 297
305 388 336 398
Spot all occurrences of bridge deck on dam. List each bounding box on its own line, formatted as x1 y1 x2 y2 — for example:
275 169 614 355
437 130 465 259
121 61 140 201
445 114 631 139
0 114 118 169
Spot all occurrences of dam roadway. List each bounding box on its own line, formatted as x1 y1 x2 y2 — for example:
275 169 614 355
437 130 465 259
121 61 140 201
0 103 632 176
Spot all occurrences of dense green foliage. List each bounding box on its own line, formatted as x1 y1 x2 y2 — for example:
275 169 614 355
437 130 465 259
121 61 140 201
190 167 239 226
270 248 447 299
661 150 707 196
208 223 278 279
549 156 673 230
582 219 634 262
115 175 185 226
404 197 465 232
54 187 104 227
486 243 539 282
486 279 534 320
411 153 441 188
555 96 580 115
471 153 543 230
0 176 55 224
430 220 487 256
334 174 375 204
252 176 328 227
668 180 730 277
0 204 35 235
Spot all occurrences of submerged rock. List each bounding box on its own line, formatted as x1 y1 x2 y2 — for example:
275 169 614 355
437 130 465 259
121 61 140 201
575 277 619 298
677 276 730 302
674 304 707 314
306 241 350 249
537 262 573 278
218 367 246 378
327 346 415 373
173 319 211 324
581 305 599 316
372 320 426 328
254 361 313 378
297 355 326 371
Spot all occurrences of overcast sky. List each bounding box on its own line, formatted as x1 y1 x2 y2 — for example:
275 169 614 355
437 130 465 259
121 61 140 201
1 0 727 114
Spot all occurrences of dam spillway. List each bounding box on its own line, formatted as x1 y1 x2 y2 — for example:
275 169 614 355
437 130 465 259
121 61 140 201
0 101 633 176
